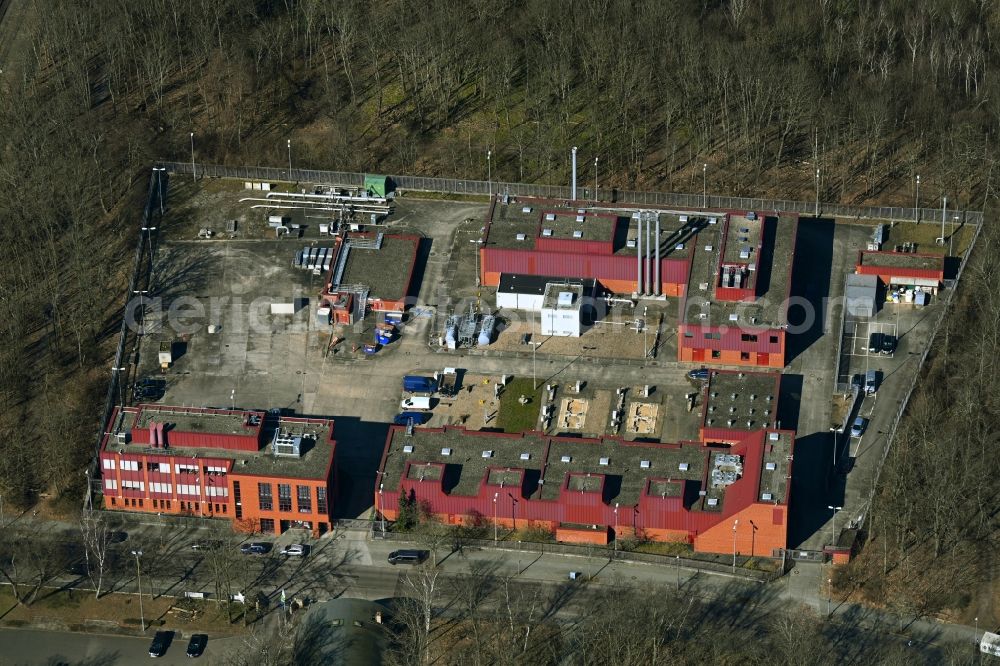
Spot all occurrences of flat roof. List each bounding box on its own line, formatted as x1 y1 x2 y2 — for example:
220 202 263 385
613 213 695 258
542 282 584 309
759 430 792 504
382 427 723 510
684 213 797 327
112 409 335 481
538 211 615 243
702 371 780 432
335 234 418 301
130 406 259 437
498 274 592 296
859 250 944 271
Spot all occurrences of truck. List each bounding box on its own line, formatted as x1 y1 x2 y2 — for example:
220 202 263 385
400 396 432 411
403 375 437 394
437 368 459 396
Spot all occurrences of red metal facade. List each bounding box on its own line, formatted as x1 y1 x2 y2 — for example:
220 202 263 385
376 425 795 555
130 406 263 452
856 251 945 281
679 324 784 355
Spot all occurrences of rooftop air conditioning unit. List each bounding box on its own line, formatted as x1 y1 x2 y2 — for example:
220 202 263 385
515 233 526 241
627 239 637 248
441 448 452 456
561 455 572 463
640 460 651 469
599 457 610 466
765 462 776 471
482 451 493 458
678 462 689 471
572 230 584 238
706 498 719 506
575 215 585 223
520 453 531 461
522 206 532 213
679 215 689 222
542 228 553 237
761 492 773 501
403 445 414 453
769 432 780 441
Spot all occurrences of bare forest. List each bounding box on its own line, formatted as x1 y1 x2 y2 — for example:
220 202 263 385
0 0 998 626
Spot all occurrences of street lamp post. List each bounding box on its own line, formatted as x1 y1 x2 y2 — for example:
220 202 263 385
814 168 820 217
827 577 833 618
190 132 196 183
613 502 619 552
493 492 498 543
731 519 739 573
487 149 492 197
153 167 166 215
131 550 145 632
702 163 707 208
975 616 979 646
287 139 293 180
827 505 843 547
675 555 680 590
915 175 921 223
378 483 385 535
594 157 599 201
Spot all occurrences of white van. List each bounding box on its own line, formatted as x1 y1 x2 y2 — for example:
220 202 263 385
400 396 432 411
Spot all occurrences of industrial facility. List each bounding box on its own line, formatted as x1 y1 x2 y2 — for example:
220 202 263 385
375 370 793 556
99 405 337 537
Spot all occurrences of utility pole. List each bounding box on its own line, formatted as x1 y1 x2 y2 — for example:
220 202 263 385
915 174 921 223
131 550 145 632
190 132 196 183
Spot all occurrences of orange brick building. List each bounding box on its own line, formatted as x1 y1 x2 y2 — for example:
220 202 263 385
376 371 794 558
99 405 337 537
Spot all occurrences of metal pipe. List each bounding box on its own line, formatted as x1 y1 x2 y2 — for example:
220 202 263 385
645 213 652 296
636 214 643 295
654 214 661 296
571 147 578 200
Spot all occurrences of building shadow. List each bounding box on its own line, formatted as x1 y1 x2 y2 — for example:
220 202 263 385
785 217 835 365
786 431 845 549
777 373 802 433
330 416 390 519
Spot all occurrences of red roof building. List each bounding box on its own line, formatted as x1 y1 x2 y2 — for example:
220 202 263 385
677 212 799 368
375 371 793 557
855 250 944 291
99 405 337 537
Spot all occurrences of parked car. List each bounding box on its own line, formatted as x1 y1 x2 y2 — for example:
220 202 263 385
867 332 883 353
393 411 430 426
850 417 868 438
388 549 429 565
864 369 879 395
148 630 173 658
400 396 432 411
880 334 896 355
687 367 711 381
185 633 208 658
239 542 271 555
280 544 308 557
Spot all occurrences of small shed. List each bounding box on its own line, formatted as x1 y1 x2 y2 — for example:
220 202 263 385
364 174 391 198
845 273 878 318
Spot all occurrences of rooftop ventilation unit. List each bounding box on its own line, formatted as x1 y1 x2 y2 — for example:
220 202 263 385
542 228 553 237
557 291 575 306
572 230 584 238
403 445 414 453
679 215 689 222
626 239 637 248
522 206 532 213
708 217 718 224
482 450 494 458
441 448 452 456
575 215 585 223
515 233 526 241
761 492 773 501
561 455 572 463
769 432 780 441
640 460 651 469
729 313 738 321
705 245 714 252
675 243 685 250
599 457 610 466
706 498 719 507
765 462 777 471
678 462 689 471
545 213 556 221
520 453 531 461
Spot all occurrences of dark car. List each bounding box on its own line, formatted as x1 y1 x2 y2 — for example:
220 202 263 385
687 368 710 381
867 332 883 353
239 542 271 555
186 634 208 658
880 334 896 355
148 630 173 658
393 411 430 426
388 549 429 565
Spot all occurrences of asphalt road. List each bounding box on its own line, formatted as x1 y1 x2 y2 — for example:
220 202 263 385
0 628 241 665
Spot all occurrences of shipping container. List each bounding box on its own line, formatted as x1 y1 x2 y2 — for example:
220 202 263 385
403 376 438 393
